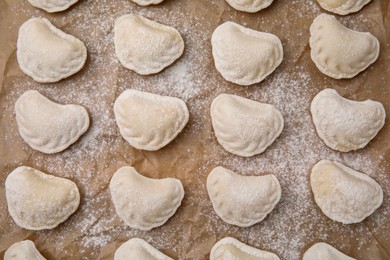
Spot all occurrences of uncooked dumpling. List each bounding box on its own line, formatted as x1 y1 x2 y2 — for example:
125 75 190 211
17 18 87 83
310 14 379 79
310 88 385 152
210 94 284 157
303 242 355 260
131 0 164 6
114 89 189 151
27 0 79 12
210 237 280 260
15 90 90 154
109 166 184 230
114 14 184 75
207 167 281 227
4 240 46 260
316 0 372 15
211 21 283 86
5 166 80 230
225 0 274 12
311 160 383 224
114 238 173 260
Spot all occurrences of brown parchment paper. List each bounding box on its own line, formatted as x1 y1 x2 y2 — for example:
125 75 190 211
0 0 389 259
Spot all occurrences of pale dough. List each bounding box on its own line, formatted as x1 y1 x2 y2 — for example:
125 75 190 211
114 89 189 151
210 94 284 157
5 166 80 230
114 238 173 260
311 160 383 224
114 14 184 75
210 237 280 260
303 242 356 260
131 0 164 6
225 0 274 13
109 166 184 231
310 14 379 79
4 240 46 260
316 0 372 15
211 21 283 86
27 0 79 12
310 88 385 152
207 166 281 227
17 18 87 83
15 90 90 154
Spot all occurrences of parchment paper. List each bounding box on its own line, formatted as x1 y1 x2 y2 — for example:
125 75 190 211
0 0 389 259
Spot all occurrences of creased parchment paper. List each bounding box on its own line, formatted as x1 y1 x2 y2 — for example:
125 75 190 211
0 0 389 259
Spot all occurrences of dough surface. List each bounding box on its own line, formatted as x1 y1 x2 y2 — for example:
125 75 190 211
131 0 164 6
303 242 355 260
114 89 189 151
210 94 284 157
311 160 383 224
309 14 379 79
316 0 372 15
207 166 281 227
27 0 79 12
210 237 280 260
17 18 87 83
310 88 385 152
109 166 184 230
114 238 173 260
4 240 46 260
114 14 184 75
5 166 80 230
225 0 274 13
211 21 283 86
15 90 90 154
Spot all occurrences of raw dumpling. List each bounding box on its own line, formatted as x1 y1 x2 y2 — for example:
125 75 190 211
316 0 372 15
114 238 173 260
311 160 383 224
210 94 284 157
225 0 274 13
15 90 90 154
114 14 184 75
211 21 283 86
114 89 189 151
131 0 164 6
207 166 281 227
309 14 379 79
5 166 80 230
210 237 280 260
27 0 79 12
17 18 87 83
109 166 184 230
4 240 46 260
310 88 385 152
303 242 355 260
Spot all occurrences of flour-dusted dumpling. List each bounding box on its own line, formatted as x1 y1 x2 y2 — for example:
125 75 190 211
114 238 173 260
131 0 164 6
303 242 355 260
311 160 383 224
210 94 284 157
114 89 189 151
27 0 79 12
17 18 87 83
5 166 80 230
114 14 184 75
207 167 281 227
311 89 385 152
15 90 90 154
316 0 372 15
225 0 274 13
110 166 184 230
310 14 379 79
210 237 280 260
211 22 283 86
4 240 46 260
